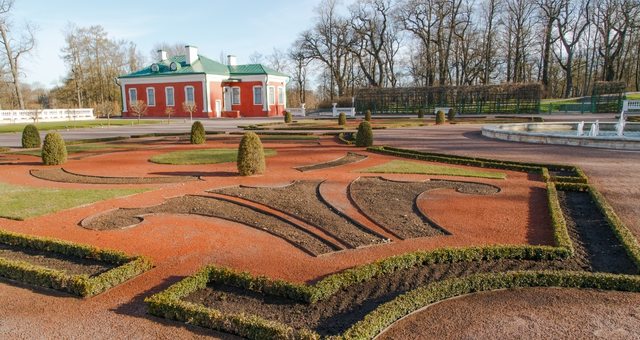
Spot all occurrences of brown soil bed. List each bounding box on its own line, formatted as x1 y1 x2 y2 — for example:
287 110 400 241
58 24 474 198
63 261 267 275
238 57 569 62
295 152 367 172
350 177 500 239
81 195 337 256
183 189 638 336
0 243 114 276
212 181 386 248
30 168 199 184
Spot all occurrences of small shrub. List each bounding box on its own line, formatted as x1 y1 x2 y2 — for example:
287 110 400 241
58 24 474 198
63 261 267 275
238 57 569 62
237 132 266 176
365 109 372 122
436 110 446 125
355 121 373 147
41 132 67 165
447 108 456 121
21 124 41 148
190 121 206 144
418 108 425 119
338 112 347 126
284 111 292 123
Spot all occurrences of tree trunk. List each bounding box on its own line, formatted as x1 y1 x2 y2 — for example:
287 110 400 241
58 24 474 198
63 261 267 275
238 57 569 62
0 24 25 109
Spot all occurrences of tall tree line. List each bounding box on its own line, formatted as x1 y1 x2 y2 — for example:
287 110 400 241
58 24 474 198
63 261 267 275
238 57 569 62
286 0 640 103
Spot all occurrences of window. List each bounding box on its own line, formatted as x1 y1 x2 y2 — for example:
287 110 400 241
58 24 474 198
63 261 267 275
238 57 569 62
268 86 275 105
278 86 285 104
232 87 241 105
253 86 263 105
185 86 195 105
146 88 156 106
165 87 175 106
128 88 137 103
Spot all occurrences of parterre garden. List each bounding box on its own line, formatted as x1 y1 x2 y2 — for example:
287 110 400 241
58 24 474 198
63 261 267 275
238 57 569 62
0 121 639 339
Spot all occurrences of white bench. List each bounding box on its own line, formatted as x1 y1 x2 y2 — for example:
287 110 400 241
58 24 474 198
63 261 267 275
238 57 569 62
332 103 356 117
622 100 640 114
434 107 451 115
288 104 306 117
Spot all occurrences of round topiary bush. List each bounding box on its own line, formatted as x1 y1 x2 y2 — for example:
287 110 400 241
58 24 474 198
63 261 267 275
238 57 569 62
447 108 456 121
436 110 446 125
355 121 373 147
41 132 67 165
190 121 206 144
418 108 425 119
284 111 292 123
365 109 372 122
338 112 347 126
21 124 41 148
237 132 266 176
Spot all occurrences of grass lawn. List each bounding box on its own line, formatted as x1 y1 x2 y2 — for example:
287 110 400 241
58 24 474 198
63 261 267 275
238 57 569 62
626 93 640 100
149 148 277 165
358 160 506 179
12 143 138 156
0 119 164 134
0 182 147 220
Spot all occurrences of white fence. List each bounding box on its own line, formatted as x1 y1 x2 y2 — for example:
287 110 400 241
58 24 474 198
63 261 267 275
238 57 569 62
288 104 306 117
0 109 95 124
332 103 356 117
623 100 640 113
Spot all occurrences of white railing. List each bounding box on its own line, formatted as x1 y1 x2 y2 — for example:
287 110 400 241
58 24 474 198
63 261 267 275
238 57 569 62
0 109 95 124
288 104 306 117
622 100 640 113
332 103 356 117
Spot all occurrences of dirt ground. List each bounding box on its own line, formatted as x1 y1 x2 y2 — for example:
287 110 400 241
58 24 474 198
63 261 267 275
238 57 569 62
0 126 638 338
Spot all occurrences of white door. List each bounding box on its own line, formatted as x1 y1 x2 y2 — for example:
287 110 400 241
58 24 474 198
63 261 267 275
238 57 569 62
223 87 231 111
215 100 222 117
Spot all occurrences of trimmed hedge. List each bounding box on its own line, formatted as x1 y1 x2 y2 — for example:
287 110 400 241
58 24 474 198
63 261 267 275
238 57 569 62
343 271 640 339
447 108 456 121
355 121 373 147
237 132 266 176
364 110 372 122
190 121 206 144
338 112 347 126
41 132 67 165
21 124 41 148
417 108 425 119
337 132 355 145
0 229 152 297
436 110 445 124
284 111 292 123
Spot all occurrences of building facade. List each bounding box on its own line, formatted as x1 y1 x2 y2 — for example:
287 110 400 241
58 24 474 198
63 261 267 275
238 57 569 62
118 46 289 118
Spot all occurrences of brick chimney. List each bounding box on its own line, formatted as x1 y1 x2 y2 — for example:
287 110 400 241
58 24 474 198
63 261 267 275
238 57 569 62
185 45 198 65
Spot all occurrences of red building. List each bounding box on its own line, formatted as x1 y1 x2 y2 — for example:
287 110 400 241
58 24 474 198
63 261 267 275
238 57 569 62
118 46 289 118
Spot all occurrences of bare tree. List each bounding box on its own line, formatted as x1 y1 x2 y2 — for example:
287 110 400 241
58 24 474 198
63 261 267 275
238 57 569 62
182 101 197 122
289 46 310 105
165 106 174 124
249 51 264 64
0 0 36 109
150 42 186 60
553 0 590 97
130 100 147 124
537 0 562 93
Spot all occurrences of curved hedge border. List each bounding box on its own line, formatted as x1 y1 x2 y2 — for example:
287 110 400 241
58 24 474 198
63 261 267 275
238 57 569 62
0 229 152 297
145 147 640 339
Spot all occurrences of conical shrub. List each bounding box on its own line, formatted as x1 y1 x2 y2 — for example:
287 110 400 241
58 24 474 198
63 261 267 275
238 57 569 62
436 110 446 125
418 108 425 119
284 111 292 123
447 108 456 121
41 132 67 165
21 124 41 148
237 132 266 176
190 121 206 144
338 112 346 126
355 121 373 147
365 109 372 122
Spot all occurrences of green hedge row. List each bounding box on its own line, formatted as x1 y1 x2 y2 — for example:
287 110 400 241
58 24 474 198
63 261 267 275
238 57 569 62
0 229 152 297
556 183 640 268
342 270 640 339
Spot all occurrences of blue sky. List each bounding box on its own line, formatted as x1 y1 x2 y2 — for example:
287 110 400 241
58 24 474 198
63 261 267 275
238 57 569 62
13 0 320 88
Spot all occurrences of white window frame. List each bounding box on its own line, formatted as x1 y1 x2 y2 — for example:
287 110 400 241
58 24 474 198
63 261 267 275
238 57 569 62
128 88 137 103
253 86 263 105
268 86 275 105
165 87 175 106
185 86 195 105
232 87 241 105
277 86 285 104
146 87 156 107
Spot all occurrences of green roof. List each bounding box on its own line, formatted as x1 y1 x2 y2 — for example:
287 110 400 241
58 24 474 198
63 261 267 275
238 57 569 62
120 56 289 79
228 64 289 77
119 55 230 78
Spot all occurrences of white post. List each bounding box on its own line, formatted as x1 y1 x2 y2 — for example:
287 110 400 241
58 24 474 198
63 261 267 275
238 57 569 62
332 103 337 116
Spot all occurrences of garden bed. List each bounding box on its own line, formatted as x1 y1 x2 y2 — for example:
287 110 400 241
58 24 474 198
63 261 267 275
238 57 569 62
349 177 500 239
295 152 367 172
30 168 200 185
212 181 387 248
81 195 338 256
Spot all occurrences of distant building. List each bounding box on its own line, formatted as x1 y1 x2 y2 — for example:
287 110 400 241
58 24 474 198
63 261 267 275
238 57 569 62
117 45 289 118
